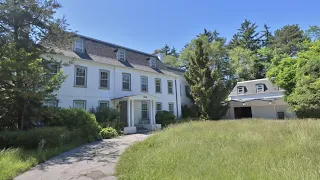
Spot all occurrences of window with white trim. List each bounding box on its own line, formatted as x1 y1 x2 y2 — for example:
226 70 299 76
168 80 173 94
168 102 174 114
141 102 148 119
99 70 109 89
237 86 245 94
256 84 265 93
141 76 148 92
44 62 59 79
73 100 86 109
122 73 131 91
150 58 157 68
99 101 109 109
118 49 126 61
74 39 84 53
156 102 162 113
75 66 87 87
43 99 58 107
155 78 161 93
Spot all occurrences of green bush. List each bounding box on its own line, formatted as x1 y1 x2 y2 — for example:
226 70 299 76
156 111 176 128
95 107 124 132
37 108 102 141
181 105 199 118
99 127 118 139
0 127 81 149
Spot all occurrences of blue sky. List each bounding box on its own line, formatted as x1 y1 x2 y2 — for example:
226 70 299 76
56 0 319 54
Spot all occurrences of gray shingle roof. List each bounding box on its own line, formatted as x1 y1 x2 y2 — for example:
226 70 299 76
229 78 282 96
53 34 181 77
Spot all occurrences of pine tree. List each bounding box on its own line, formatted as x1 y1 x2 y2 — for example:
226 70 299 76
261 24 272 47
0 0 72 130
237 19 261 51
184 36 231 120
161 44 171 55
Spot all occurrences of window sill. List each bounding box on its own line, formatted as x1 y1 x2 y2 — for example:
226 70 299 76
74 85 87 88
99 87 109 90
155 92 162 94
141 90 148 93
168 93 174 95
122 89 131 91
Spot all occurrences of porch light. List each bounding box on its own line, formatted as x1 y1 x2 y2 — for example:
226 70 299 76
242 103 246 106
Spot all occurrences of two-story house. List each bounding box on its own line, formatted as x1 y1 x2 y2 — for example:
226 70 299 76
43 35 191 134
225 78 296 119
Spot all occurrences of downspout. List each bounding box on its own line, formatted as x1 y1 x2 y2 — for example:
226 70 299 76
175 79 179 118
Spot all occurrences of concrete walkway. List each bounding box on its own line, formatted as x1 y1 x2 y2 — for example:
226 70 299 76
15 134 149 180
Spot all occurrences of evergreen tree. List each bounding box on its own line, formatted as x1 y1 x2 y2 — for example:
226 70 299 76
305 25 320 41
261 24 272 47
161 44 171 55
184 35 232 120
270 24 306 56
0 0 72 130
169 46 179 58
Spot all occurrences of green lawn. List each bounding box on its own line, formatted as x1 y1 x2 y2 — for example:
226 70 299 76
116 119 320 180
0 141 84 180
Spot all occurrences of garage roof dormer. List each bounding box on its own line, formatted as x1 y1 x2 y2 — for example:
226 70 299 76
149 57 157 69
117 49 126 62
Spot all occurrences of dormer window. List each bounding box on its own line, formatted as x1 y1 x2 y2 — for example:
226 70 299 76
237 86 245 94
149 57 157 68
74 39 84 53
256 84 265 93
117 49 126 61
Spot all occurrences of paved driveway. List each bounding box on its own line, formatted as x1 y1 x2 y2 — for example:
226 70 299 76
14 134 149 180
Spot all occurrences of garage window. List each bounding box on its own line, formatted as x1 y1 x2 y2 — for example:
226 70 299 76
256 84 265 93
237 86 245 94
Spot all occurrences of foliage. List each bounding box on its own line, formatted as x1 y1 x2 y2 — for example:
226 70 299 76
164 55 180 67
0 0 73 130
117 120 320 180
305 25 320 41
181 105 199 118
95 107 124 132
99 127 118 139
155 111 175 127
0 141 84 180
270 24 306 56
184 35 233 120
0 127 80 149
268 40 320 118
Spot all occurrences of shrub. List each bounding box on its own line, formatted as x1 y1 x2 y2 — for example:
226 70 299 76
99 127 118 139
95 107 124 132
0 127 81 149
181 105 199 118
156 111 176 128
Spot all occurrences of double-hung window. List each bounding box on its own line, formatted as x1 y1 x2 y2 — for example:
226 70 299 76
43 99 58 107
237 86 245 94
168 103 174 114
75 66 87 87
155 78 161 93
256 84 265 93
141 76 148 92
141 102 148 119
122 73 131 91
156 102 162 113
73 100 86 109
99 101 109 109
74 39 84 53
99 70 109 89
168 80 173 94
118 49 126 61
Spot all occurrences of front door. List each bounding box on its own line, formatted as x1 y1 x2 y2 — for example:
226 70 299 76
119 101 128 126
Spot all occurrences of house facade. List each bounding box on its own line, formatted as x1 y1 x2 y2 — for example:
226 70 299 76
225 78 296 119
43 35 191 134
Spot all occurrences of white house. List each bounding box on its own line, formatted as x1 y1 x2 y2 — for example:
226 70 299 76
225 78 296 119
43 35 191 134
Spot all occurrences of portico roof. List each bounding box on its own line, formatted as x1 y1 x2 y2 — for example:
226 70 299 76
229 96 283 103
111 94 159 101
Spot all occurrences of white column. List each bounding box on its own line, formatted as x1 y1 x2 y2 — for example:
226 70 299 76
149 100 152 124
131 100 135 127
151 100 155 125
127 100 131 127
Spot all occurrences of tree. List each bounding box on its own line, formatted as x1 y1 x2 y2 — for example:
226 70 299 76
268 40 320 118
229 19 261 52
229 47 262 81
169 46 179 58
0 0 72 130
305 25 320 41
270 24 306 56
184 35 233 120
164 55 180 67
161 44 171 55
261 24 272 47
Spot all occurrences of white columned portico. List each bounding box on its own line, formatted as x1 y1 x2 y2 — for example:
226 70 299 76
131 100 135 127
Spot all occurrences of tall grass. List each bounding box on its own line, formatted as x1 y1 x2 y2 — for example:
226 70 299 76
0 141 84 180
116 119 320 180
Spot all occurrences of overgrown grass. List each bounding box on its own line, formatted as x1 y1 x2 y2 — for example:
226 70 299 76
116 119 320 180
0 141 84 180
